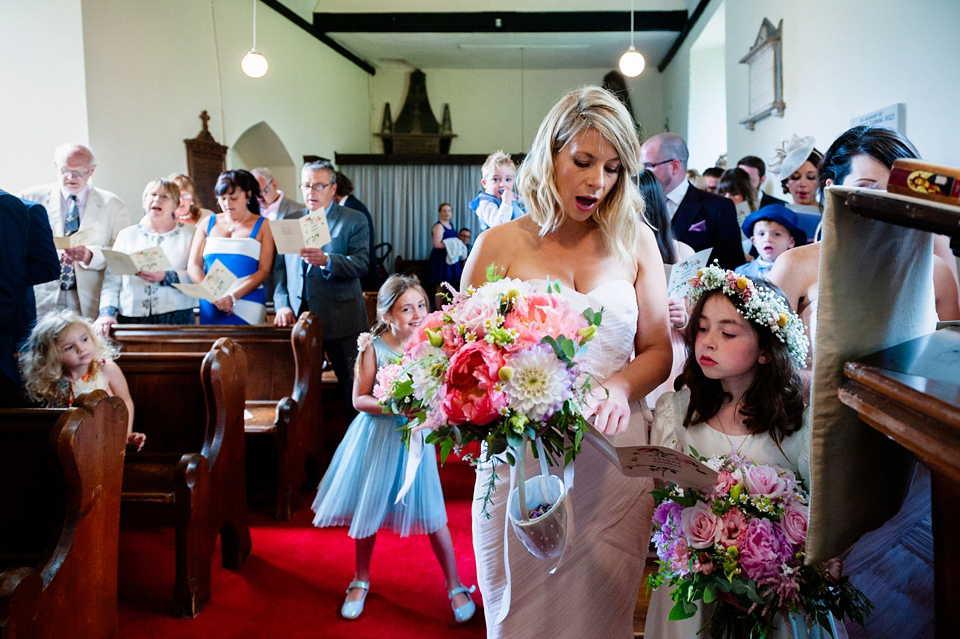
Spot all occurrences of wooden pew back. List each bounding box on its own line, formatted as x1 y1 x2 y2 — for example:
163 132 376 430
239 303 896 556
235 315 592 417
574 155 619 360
118 338 251 616
0 391 127 639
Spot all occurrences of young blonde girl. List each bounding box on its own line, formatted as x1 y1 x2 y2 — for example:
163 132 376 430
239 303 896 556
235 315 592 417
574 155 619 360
644 266 845 638
20 308 145 450
311 274 476 624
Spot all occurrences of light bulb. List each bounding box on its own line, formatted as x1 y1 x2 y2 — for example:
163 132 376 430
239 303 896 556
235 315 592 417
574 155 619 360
241 50 268 78
618 47 645 77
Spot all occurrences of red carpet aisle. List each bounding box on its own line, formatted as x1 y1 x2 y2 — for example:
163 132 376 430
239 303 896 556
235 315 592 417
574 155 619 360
118 456 485 639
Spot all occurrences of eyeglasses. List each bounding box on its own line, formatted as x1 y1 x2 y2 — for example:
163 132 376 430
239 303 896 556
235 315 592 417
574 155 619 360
300 182 331 192
59 167 92 178
643 158 677 170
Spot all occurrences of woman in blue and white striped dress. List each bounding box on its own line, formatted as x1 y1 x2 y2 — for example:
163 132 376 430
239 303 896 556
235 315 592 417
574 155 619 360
187 170 275 325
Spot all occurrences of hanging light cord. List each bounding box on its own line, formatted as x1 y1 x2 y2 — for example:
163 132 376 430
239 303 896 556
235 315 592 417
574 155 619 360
630 0 635 49
252 0 257 50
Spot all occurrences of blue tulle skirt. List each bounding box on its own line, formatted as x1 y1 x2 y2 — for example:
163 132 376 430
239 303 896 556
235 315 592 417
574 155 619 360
311 411 448 539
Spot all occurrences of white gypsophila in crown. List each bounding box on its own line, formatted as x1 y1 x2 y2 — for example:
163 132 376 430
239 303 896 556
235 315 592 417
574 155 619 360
689 263 810 367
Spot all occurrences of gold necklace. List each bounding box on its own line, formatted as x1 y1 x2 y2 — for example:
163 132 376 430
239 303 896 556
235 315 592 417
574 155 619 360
714 403 747 455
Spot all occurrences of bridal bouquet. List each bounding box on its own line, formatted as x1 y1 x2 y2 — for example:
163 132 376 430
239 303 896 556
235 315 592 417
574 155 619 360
646 450 871 638
375 267 603 511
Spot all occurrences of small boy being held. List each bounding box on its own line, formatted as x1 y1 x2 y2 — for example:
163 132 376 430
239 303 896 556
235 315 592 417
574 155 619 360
735 204 807 279
468 150 525 230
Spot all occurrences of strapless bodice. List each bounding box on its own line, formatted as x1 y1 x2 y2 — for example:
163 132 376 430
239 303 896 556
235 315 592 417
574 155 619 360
527 279 638 379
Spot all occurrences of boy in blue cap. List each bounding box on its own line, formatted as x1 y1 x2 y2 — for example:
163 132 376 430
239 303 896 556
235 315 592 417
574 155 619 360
735 204 807 278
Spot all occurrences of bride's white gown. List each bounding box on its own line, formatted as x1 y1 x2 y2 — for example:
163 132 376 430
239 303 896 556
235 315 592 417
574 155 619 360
473 279 654 638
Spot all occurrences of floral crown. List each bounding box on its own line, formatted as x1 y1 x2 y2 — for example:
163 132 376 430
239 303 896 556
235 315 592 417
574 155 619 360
689 264 809 367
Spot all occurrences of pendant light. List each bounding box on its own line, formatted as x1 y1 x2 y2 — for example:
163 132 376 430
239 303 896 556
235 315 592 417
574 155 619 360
241 0 268 78
618 0 645 77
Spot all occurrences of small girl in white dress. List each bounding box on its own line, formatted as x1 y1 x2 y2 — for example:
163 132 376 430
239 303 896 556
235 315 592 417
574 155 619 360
20 308 144 449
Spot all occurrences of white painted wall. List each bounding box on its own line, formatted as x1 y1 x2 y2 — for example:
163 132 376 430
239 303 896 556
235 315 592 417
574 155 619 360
721 0 960 178
0 0 90 192
687 44 726 172
368 67 665 156
3 0 371 213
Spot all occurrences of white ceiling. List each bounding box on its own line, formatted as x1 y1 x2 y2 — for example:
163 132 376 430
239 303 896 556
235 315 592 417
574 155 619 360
271 0 702 71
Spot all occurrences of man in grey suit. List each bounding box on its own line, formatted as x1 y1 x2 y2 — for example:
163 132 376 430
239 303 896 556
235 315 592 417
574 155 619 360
253 167 302 304
273 161 370 410
20 144 131 319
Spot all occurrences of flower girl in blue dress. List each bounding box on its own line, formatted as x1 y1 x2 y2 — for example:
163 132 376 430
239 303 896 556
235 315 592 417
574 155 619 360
312 274 476 623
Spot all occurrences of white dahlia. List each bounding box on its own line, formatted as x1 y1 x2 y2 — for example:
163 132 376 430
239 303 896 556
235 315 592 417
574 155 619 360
504 344 573 422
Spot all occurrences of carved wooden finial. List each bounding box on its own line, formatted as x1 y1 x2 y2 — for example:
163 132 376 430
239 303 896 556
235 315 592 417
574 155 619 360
200 110 211 133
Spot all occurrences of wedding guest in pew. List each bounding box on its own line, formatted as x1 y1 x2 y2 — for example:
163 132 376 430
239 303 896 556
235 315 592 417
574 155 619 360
168 173 214 226
0 189 60 407
19 143 131 319
187 169 275 325
769 127 959 371
93 178 196 336
20 308 145 449
273 161 370 413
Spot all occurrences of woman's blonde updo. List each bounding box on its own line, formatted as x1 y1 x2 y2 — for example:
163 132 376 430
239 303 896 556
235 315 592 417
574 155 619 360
517 86 645 262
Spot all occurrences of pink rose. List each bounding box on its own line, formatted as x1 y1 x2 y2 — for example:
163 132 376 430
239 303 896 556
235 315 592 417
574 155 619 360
781 501 809 546
453 295 500 339
738 519 792 582
716 507 747 548
439 341 506 425
745 465 789 499
680 501 721 549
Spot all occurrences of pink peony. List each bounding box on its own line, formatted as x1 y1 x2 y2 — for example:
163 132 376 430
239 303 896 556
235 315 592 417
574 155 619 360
738 519 793 582
452 295 500 339
745 465 789 499
716 507 748 548
680 501 721 549
714 471 737 495
439 340 506 425
504 291 587 346
406 311 446 357
440 323 464 357
781 501 809 546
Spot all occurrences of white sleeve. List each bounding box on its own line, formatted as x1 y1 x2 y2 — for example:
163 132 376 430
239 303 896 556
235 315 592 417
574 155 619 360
651 391 682 451
475 199 514 228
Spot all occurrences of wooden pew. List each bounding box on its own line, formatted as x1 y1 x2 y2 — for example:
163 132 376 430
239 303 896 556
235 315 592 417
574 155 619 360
0 391 127 639
110 313 323 521
118 338 251 617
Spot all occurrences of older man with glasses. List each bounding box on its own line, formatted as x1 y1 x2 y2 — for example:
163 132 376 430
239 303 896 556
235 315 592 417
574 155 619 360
272 160 370 416
19 143 131 318
641 133 744 270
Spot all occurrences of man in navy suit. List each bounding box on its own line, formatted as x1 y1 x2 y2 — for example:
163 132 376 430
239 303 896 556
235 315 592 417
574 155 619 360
272 161 370 409
641 133 745 270
0 189 60 406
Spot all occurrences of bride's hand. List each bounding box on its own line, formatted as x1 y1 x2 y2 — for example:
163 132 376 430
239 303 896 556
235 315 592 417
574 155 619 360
591 375 632 435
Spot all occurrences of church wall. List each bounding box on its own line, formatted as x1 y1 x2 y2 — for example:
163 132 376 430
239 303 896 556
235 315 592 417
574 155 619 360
368 67 665 157
655 0 960 176
1 0 90 192
4 0 371 213
722 0 960 175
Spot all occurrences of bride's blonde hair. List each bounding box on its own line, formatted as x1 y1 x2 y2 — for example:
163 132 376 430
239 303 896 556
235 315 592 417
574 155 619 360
517 86 645 262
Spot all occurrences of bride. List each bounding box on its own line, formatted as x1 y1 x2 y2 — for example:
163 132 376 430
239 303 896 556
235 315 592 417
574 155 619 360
461 86 672 638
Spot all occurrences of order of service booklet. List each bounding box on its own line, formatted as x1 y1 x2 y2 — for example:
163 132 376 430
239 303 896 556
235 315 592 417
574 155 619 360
172 259 236 302
53 222 101 250
585 427 719 489
269 210 332 254
102 246 172 276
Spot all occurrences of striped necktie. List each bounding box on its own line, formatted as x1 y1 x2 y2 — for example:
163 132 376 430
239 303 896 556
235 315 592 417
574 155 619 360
59 195 80 289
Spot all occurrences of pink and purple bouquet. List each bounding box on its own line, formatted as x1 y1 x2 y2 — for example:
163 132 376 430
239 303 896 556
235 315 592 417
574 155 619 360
376 267 603 510
647 450 871 638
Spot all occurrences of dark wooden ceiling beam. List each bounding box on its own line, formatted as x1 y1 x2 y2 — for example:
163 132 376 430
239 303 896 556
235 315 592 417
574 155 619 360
313 11 688 34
